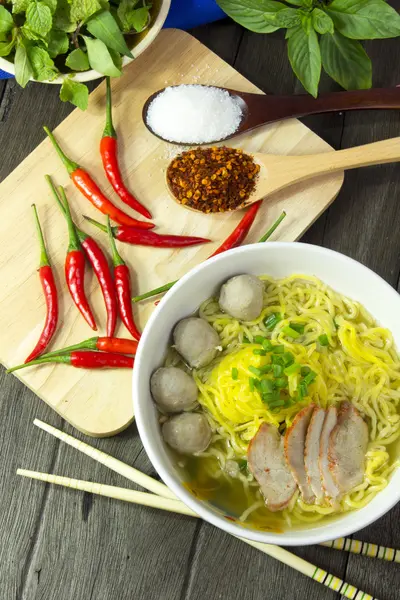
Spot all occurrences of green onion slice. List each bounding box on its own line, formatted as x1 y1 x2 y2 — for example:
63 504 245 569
282 326 301 339
318 334 329 346
264 313 282 330
232 367 238 380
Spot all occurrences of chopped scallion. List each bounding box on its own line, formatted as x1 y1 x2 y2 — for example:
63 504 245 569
272 345 285 354
237 459 248 473
262 339 273 352
261 379 275 393
290 322 305 334
254 335 266 344
232 367 238 380
318 334 329 346
259 364 272 374
275 377 288 389
299 381 308 398
253 348 266 356
282 352 294 366
243 336 250 344
282 325 301 339
303 371 317 385
284 363 300 376
273 364 283 377
264 313 282 330
249 365 262 377
269 399 286 409
262 391 281 404
271 354 284 366
301 366 311 377
249 377 256 391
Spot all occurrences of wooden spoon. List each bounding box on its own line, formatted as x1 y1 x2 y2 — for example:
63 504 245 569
143 85 400 145
166 137 400 213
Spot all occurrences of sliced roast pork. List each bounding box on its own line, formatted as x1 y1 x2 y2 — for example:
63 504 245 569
304 407 326 503
284 404 315 504
328 401 369 494
247 423 297 511
319 406 340 503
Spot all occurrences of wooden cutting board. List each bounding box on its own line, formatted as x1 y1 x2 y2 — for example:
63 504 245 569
0 29 343 437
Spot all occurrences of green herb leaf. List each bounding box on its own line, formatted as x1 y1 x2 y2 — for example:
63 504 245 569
48 29 69 57
41 0 57 14
83 35 121 76
128 7 150 32
216 0 286 34
0 27 17 57
14 40 33 88
287 20 321 97
26 2 52 35
312 8 334 34
86 9 133 58
70 0 101 23
109 48 123 71
60 78 89 110
326 0 400 40
65 47 90 71
284 0 304 5
28 46 58 81
320 31 372 90
0 6 14 34
20 24 48 43
53 0 76 32
12 0 31 15
265 7 301 28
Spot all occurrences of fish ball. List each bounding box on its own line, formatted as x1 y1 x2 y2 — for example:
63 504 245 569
173 317 220 368
162 413 212 454
219 274 264 321
151 367 198 414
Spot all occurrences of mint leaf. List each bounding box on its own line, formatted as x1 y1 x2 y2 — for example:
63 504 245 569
312 8 334 34
284 0 304 5
12 0 32 14
265 7 301 28
28 46 58 80
86 10 133 58
320 31 371 90
70 0 101 23
26 2 52 35
48 29 69 57
0 28 17 57
326 0 400 40
60 78 89 110
216 0 287 33
21 24 48 43
0 6 14 34
14 41 33 87
83 35 122 76
287 21 321 97
41 0 57 14
66 47 90 70
53 1 76 32
128 7 150 32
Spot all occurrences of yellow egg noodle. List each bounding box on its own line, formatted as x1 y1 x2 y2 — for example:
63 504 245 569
187 274 400 527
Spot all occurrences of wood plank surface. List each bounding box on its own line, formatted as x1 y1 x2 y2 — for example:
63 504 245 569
0 11 399 600
0 29 343 438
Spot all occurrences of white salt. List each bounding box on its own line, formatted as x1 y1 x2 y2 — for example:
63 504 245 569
146 84 243 144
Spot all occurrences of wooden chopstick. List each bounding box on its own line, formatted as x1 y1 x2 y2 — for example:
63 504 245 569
33 419 399 564
17 467 378 600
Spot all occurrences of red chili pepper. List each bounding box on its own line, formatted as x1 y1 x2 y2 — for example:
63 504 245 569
210 201 261 257
43 126 154 230
84 215 211 248
46 176 117 337
39 336 138 358
61 187 97 331
25 205 59 363
101 78 152 220
7 351 134 373
106 217 141 340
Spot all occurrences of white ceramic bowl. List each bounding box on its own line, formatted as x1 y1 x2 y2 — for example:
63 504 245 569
0 0 171 84
134 242 400 545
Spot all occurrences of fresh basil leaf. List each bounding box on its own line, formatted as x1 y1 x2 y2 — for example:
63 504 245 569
216 0 286 33
86 10 133 58
83 35 122 76
48 29 69 57
284 0 303 5
320 31 371 90
70 0 101 23
60 78 89 110
312 8 334 34
128 7 150 32
65 47 90 70
53 1 76 32
12 0 31 14
26 2 52 35
0 6 14 34
0 27 17 57
287 21 321 97
28 45 58 80
326 0 400 40
265 7 301 28
14 41 33 87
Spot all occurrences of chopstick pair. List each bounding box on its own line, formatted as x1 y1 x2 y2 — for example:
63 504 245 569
18 420 399 600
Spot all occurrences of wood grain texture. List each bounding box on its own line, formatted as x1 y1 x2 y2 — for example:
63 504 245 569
0 29 343 437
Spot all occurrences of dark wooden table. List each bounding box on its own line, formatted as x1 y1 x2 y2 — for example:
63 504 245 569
1 15 400 600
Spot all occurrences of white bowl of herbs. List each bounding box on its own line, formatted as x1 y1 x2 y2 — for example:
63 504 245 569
0 0 171 110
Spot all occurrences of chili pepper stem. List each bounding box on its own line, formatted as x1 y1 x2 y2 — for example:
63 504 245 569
106 216 124 266
8 354 70 372
43 127 78 175
59 186 80 251
83 215 113 235
103 77 116 139
40 337 99 359
46 175 88 243
32 204 50 268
